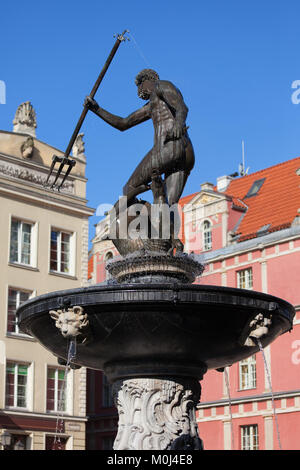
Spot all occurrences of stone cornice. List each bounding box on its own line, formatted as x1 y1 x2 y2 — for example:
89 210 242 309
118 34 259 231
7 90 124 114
0 409 87 422
0 151 88 192
0 182 95 217
195 225 300 264
0 151 87 182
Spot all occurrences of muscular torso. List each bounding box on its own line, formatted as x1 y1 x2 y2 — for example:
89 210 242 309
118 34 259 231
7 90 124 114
143 81 194 175
93 79 194 176
149 92 175 148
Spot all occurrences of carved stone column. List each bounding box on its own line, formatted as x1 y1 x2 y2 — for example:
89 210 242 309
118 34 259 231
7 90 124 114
112 377 203 450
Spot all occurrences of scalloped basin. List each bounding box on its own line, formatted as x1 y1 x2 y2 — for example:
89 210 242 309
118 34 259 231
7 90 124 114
17 284 295 381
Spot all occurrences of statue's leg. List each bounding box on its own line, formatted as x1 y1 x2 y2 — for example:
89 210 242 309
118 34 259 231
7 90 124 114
123 148 155 201
164 170 189 206
164 170 189 253
110 149 154 221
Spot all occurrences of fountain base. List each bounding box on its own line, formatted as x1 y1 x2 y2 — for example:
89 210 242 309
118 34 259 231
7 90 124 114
113 376 203 450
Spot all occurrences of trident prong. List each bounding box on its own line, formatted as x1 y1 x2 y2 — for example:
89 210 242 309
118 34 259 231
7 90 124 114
44 155 76 190
114 30 130 42
56 158 76 190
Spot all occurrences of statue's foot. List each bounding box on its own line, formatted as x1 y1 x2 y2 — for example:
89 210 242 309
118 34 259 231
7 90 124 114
126 184 151 202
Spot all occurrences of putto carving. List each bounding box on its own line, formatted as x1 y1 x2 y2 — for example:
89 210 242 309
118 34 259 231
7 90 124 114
112 377 203 450
13 101 37 137
49 306 90 344
20 136 34 158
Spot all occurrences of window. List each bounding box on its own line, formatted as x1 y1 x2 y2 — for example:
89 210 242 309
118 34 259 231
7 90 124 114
241 425 259 450
102 374 114 408
50 230 72 274
10 219 33 265
203 220 212 251
245 178 265 198
7 287 32 334
239 355 256 390
191 208 197 230
1 433 29 450
244 178 265 198
237 268 253 289
6 362 29 409
45 435 68 450
47 367 66 412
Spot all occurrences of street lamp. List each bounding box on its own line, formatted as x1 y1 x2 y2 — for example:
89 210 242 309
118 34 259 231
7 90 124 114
0 430 12 450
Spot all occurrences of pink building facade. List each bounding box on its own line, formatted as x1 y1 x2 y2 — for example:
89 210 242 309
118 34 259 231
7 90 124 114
87 156 300 450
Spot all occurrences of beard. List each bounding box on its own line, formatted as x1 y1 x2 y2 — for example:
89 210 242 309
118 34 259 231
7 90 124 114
138 88 150 100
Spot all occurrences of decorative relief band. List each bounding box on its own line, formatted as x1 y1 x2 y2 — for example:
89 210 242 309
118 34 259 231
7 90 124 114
0 161 74 193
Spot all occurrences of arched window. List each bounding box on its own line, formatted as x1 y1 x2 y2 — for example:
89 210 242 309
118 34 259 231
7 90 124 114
105 252 113 280
203 220 212 251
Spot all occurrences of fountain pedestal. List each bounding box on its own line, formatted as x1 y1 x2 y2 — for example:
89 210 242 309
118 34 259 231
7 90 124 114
17 250 295 450
113 377 202 450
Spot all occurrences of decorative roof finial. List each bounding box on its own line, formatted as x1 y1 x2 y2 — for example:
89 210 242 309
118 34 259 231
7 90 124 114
72 132 86 162
13 101 37 137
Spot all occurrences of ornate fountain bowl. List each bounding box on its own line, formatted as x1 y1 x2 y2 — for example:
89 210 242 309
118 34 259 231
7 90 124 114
106 252 205 284
17 283 295 382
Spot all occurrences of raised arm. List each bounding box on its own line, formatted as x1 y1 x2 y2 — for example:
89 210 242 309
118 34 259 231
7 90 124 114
84 96 151 131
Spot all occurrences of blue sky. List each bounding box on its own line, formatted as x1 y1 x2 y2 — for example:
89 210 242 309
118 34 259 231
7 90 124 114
1 0 300 245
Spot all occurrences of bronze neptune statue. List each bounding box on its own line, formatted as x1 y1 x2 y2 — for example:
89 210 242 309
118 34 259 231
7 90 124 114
85 69 195 208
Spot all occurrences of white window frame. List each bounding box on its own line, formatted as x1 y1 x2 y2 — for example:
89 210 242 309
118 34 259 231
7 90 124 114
9 217 37 267
46 366 73 415
239 355 257 390
237 268 253 289
50 228 75 276
5 361 33 411
202 220 212 251
241 424 259 450
7 286 34 335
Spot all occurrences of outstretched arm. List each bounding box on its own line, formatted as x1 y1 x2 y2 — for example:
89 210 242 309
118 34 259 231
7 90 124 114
84 96 151 131
156 81 188 139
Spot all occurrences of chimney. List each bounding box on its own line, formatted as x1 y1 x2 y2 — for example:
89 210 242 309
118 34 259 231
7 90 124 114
216 175 233 192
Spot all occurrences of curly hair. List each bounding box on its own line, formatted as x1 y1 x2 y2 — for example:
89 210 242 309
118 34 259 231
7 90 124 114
135 69 160 86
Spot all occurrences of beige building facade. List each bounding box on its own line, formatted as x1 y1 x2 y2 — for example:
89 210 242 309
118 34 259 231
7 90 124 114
0 102 94 450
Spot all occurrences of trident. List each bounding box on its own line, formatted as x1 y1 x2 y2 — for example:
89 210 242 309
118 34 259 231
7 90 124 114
45 30 130 190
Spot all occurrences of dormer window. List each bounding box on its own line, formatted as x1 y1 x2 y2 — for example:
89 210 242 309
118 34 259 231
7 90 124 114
244 178 265 198
203 220 212 251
